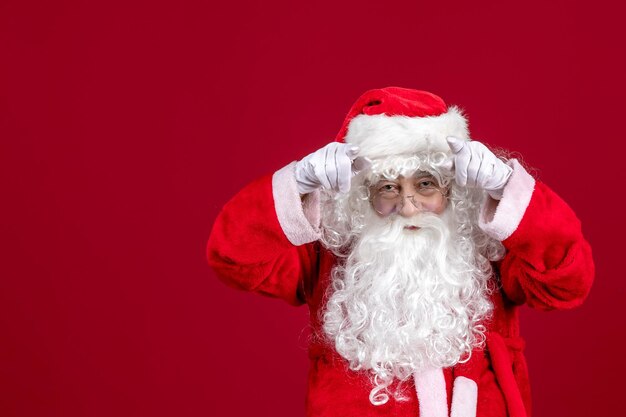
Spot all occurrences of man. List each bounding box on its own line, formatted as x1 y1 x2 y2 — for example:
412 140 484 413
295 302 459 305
207 87 594 417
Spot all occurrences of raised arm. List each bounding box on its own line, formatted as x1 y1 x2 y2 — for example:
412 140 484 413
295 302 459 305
207 142 366 306
478 160 595 310
207 163 322 306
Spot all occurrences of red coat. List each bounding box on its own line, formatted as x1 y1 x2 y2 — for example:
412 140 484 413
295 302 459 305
207 160 594 417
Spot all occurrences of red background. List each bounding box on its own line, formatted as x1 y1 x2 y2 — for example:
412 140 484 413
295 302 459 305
1 0 624 416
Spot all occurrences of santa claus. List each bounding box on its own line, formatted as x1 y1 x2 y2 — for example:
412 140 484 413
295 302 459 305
207 87 594 417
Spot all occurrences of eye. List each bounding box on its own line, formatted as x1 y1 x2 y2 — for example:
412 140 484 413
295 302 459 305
377 183 399 193
416 179 436 189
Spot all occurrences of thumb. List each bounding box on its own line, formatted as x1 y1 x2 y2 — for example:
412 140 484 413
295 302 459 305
446 136 465 154
351 156 372 174
345 144 360 160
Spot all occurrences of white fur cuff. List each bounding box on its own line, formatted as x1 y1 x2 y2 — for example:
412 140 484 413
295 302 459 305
478 159 535 241
272 162 322 246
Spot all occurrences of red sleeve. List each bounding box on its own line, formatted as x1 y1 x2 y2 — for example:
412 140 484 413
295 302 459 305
207 164 321 306
498 181 595 310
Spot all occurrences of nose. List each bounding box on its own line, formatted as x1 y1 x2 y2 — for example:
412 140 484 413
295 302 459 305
397 195 422 218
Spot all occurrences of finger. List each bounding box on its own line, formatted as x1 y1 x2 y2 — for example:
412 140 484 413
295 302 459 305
327 145 340 190
466 149 483 187
485 159 512 192
336 151 353 193
446 136 465 154
314 147 333 190
470 142 499 188
475 159 494 188
345 144 360 160
475 151 497 188
351 156 372 174
454 147 471 187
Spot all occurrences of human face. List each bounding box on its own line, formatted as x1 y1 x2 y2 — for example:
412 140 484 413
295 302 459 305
369 173 448 219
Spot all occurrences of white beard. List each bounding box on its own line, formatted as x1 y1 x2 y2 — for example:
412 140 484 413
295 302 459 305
322 209 493 405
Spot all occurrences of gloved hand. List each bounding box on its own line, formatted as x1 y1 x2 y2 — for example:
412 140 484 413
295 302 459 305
294 142 370 195
446 136 513 200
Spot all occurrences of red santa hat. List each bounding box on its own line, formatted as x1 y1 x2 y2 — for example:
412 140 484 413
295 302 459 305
336 87 470 159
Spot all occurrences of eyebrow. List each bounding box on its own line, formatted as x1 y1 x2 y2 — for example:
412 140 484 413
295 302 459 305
372 171 437 184
413 171 435 179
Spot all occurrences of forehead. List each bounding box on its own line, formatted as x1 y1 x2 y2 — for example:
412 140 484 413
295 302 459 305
374 171 436 182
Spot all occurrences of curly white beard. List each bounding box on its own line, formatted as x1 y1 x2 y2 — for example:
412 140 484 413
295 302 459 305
322 208 493 405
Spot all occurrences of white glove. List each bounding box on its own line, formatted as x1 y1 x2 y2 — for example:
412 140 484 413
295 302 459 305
294 142 370 195
446 136 513 200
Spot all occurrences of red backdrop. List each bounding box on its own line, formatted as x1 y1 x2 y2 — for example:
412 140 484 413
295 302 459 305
1 0 624 416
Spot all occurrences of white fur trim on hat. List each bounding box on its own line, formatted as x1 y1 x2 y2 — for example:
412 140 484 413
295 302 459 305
344 106 469 159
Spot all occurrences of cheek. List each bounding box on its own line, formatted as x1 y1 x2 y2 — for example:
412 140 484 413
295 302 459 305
430 197 448 215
